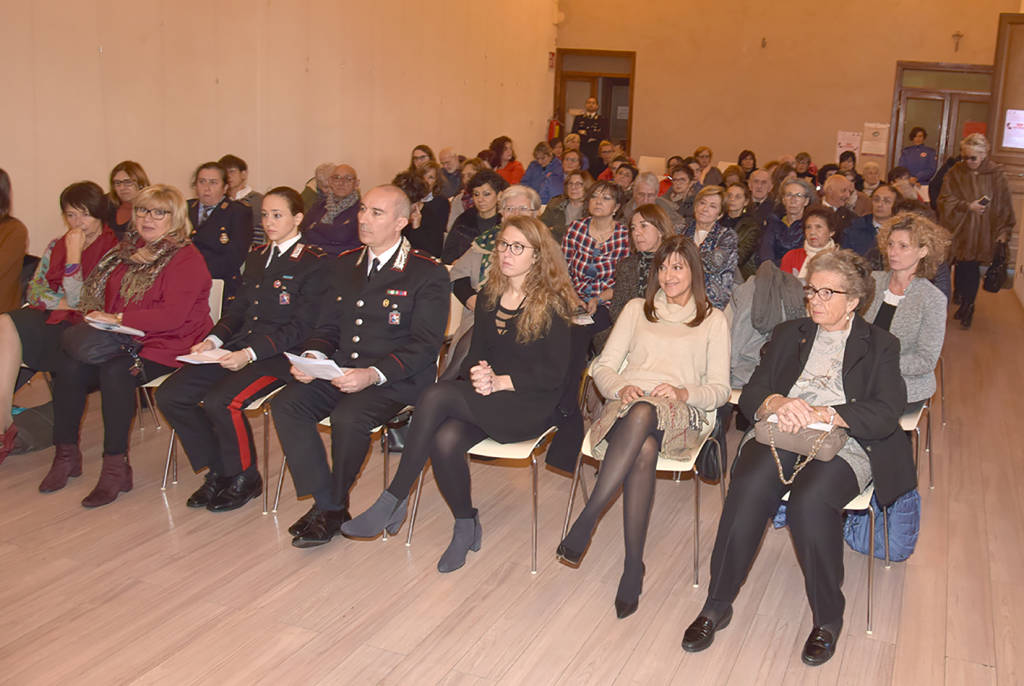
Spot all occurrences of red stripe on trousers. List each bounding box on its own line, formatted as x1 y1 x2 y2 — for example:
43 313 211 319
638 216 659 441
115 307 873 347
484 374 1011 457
226 375 279 470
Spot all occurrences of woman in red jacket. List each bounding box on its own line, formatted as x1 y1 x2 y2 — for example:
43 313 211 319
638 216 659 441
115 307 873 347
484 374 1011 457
43 184 212 507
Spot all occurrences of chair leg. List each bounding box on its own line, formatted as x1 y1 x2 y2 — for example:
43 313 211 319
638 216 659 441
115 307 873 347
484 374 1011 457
561 453 584 540
146 388 162 430
382 429 390 542
171 437 178 483
262 407 270 515
693 469 700 588
161 429 177 490
406 465 426 547
673 471 682 483
531 455 539 574
938 356 946 427
272 454 287 513
882 507 891 569
912 426 920 470
866 506 875 634
926 403 934 490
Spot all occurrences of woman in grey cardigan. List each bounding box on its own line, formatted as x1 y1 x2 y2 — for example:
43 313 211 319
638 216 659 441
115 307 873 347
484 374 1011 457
864 212 951 405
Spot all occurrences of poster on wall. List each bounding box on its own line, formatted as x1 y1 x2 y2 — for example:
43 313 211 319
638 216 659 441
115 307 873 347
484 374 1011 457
836 130 861 160
1002 109 1024 149
861 122 889 155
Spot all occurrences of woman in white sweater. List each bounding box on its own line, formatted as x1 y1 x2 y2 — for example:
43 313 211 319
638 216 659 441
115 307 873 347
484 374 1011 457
557 235 730 618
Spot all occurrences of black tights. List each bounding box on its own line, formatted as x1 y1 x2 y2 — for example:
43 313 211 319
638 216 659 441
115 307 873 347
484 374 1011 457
953 260 980 304
564 403 663 596
386 382 486 519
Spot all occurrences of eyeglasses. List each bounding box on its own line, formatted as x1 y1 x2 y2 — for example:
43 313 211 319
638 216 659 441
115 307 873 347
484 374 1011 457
803 285 848 301
784 192 808 200
113 179 137 188
502 206 534 215
965 156 981 161
330 175 356 182
412 154 429 161
496 240 533 256
566 181 585 188
134 207 171 219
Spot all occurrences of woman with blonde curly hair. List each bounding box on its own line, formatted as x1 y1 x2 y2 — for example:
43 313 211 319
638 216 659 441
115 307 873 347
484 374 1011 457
864 212 950 405
342 215 576 572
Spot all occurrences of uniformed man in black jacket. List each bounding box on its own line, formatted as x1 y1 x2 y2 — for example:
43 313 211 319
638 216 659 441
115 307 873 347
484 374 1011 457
571 96 609 173
156 187 328 512
271 184 450 548
187 161 254 300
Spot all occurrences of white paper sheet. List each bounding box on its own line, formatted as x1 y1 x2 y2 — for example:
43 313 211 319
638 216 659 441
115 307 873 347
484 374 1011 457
176 348 232 364
284 352 348 380
85 314 145 337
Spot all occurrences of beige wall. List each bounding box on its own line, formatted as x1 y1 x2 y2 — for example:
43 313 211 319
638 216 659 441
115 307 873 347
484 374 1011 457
557 0 1019 169
0 0 558 252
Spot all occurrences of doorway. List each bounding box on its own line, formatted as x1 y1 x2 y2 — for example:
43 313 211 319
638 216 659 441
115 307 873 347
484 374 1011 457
889 62 993 171
554 49 636 152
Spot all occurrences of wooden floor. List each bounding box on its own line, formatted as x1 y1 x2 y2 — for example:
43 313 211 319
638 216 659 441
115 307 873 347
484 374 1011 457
1 291 1022 686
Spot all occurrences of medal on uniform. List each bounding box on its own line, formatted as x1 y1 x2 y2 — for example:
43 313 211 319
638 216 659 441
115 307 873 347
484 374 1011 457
280 291 290 305
388 311 401 325
382 298 389 307
273 280 282 288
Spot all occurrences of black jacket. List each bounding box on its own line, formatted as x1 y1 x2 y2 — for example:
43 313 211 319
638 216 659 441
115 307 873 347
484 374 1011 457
739 316 915 506
208 241 329 359
188 197 254 296
304 237 451 405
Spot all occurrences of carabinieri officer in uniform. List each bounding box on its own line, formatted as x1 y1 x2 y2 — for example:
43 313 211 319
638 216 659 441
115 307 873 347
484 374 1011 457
187 161 254 300
156 187 329 512
271 184 450 548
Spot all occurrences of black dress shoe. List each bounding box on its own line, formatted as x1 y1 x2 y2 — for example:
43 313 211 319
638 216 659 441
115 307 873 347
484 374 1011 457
801 626 839 666
288 506 320 536
186 472 227 508
207 471 263 512
614 564 646 619
556 541 585 567
292 509 351 548
681 607 733 652
959 303 975 329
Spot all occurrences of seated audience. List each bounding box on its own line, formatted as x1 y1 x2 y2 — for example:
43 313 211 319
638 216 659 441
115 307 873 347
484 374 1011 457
561 148 588 176
897 127 938 184
720 183 761 279
540 169 590 244
864 213 950 406
819 174 856 233
521 141 565 204
490 136 524 185
187 161 254 298
815 163 839 189
270 185 450 548
0 182 118 464
562 180 630 325
738 149 757 176
107 161 149 237
301 163 334 213
342 216 576 572
794 152 815 183
437 147 463 198
747 169 774 223
613 164 638 199
300 163 361 257
620 172 684 233
442 169 508 264
0 169 28 314
559 235 729 618
838 151 864 190
49 184 213 507
408 144 436 171
888 166 927 204
219 154 264 246
156 187 328 512
861 161 883 196
694 146 723 186
841 183 899 260
549 136 564 158
593 139 616 178
609 203 672 323
683 249 913 667
721 164 746 187
660 164 696 219
447 157 488 232
562 133 590 171
658 156 685 194
679 186 738 310
760 177 815 265
412 162 450 258
781 207 839 279
598 154 629 182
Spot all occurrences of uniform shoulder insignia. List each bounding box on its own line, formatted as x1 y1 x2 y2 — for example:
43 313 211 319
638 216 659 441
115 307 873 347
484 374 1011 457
338 246 363 257
410 249 441 265
220 201 229 209
304 244 327 257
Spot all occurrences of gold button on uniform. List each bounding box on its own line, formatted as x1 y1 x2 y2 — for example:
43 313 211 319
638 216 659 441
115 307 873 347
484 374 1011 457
352 336 360 343
350 352 359 359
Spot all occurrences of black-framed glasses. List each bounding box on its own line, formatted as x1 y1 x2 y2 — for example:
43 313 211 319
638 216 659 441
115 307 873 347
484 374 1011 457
496 240 533 256
134 207 171 219
113 179 137 188
803 285 848 301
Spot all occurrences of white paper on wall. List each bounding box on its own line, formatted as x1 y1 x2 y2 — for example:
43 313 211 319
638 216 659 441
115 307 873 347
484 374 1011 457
861 122 889 155
836 131 862 160
1002 109 1024 149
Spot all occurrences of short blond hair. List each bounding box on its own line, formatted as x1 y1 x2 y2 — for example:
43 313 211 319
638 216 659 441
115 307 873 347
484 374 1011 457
133 184 191 242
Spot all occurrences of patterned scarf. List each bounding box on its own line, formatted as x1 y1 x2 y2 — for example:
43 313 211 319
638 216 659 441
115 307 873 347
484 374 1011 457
636 251 655 297
76 230 186 314
322 190 360 224
473 225 500 283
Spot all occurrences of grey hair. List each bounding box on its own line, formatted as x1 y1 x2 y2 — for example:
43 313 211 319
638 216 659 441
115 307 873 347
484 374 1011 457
779 177 817 204
499 184 541 211
960 132 990 153
805 249 875 314
635 171 659 189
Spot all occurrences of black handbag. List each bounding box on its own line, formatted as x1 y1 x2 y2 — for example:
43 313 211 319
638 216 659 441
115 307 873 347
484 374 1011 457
62 322 140 366
983 242 1009 293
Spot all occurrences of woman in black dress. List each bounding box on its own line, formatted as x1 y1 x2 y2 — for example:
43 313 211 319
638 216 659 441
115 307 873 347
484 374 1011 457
342 215 576 572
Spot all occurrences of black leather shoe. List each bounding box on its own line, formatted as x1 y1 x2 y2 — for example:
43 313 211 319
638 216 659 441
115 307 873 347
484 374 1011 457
801 626 839 666
556 541 585 567
681 607 732 652
288 506 320 536
186 472 227 508
614 564 646 619
292 508 351 548
959 303 974 329
206 471 263 512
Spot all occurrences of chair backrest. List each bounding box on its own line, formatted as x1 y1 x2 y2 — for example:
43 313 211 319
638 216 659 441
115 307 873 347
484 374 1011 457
19 255 41 306
637 156 666 177
208 279 224 322
445 292 462 339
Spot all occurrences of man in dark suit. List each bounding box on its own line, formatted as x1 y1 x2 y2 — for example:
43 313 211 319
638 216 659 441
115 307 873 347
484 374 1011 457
571 96 608 174
187 161 254 299
271 184 451 548
819 174 856 236
156 211 330 512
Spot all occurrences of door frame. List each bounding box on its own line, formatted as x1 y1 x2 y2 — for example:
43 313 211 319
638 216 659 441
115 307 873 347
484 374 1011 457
888 61 992 169
554 48 636 148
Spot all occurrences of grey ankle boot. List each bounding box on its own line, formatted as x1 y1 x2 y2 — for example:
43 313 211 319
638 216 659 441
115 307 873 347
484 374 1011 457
341 491 407 538
437 513 482 573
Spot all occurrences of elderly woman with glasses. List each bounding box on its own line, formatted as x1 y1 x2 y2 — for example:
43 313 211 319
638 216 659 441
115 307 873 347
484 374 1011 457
683 249 913 667
938 132 1016 329
540 170 591 245
759 178 816 266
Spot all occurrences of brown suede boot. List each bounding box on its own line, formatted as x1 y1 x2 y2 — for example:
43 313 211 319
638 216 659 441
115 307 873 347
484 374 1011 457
81 453 133 508
38 443 84 493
